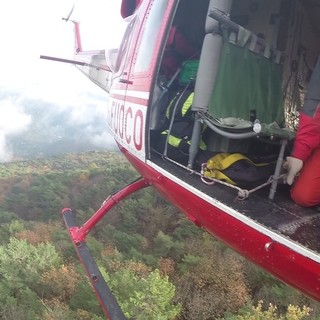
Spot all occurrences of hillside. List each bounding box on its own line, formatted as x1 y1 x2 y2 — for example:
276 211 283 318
0 151 137 221
0 151 125 179
0 151 318 319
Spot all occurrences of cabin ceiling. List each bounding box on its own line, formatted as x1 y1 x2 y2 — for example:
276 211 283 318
303 0 320 35
303 0 320 7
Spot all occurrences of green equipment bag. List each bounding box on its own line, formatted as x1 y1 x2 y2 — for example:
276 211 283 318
179 60 199 85
202 153 276 189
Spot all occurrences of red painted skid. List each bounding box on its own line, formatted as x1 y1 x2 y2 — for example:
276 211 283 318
62 178 149 243
122 149 320 302
61 178 149 319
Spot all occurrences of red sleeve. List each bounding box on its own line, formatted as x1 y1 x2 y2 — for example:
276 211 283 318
292 107 320 161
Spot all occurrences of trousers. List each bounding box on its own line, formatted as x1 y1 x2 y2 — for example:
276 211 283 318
291 146 320 207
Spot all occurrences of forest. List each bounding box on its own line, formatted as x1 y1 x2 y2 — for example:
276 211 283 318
0 150 318 319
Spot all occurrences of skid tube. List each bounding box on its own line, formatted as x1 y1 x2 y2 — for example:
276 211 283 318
61 177 149 320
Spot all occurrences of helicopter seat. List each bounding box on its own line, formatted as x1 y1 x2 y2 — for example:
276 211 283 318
201 37 287 158
188 2 295 199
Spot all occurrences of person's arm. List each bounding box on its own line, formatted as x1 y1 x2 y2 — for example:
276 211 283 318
292 109 320 161
285 55 320 185
285 107 320 185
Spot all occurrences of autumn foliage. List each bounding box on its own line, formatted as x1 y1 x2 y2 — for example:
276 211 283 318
0 152 318 319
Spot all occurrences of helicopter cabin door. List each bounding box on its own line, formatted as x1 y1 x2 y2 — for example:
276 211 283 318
108 0 175 162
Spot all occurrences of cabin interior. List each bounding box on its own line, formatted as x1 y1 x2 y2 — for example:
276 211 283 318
148 0 320 253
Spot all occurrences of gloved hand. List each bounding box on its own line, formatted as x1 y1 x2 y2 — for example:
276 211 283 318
283 156 303 185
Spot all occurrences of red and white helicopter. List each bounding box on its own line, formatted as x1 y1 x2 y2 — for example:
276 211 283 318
41 0 320 318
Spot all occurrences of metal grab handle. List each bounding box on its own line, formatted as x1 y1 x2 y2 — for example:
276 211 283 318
119 78 133 84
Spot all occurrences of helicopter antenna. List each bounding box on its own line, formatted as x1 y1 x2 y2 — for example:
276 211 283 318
62 4 75 22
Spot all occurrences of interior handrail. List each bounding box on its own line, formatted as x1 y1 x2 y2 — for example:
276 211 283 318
203 114 295 140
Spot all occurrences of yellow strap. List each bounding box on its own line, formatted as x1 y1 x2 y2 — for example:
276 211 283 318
204 152 270 185
220 153 253 169
207 153 267 170
203 167 236 185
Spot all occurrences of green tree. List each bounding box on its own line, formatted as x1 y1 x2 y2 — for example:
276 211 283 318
0 237 61 317
175 234 250 319
225 300 311 320
108 267 181 319
0 209 17 223
0 238 61 287
8 219 25 235
153 231 185 260
243 261 320 316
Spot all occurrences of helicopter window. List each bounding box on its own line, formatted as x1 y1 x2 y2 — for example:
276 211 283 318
134 0 168 73
114 16 137 74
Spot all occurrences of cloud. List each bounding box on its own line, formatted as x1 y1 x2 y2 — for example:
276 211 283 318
0 135 12 163
0 97 32 162
0 80 116 161
0 98 31 135
0 1 125 162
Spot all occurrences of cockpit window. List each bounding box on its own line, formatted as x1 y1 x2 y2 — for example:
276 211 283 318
134 0 169 73
114 17 137 74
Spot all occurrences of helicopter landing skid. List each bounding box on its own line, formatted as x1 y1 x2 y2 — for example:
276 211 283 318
61 177 149 320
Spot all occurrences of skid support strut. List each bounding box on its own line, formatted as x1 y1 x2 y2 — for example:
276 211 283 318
61 177 149 320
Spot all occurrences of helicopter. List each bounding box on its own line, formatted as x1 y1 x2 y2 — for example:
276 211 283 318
41 0 320 318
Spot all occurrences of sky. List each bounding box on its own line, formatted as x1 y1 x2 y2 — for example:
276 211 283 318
0 0 126 162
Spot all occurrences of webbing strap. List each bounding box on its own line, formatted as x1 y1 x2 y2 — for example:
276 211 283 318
204 169 236 185
207 153 267 171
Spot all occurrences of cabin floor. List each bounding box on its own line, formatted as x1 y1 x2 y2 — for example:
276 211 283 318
150 151 320 255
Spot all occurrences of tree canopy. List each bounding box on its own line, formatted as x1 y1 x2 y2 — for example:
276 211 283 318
0 151 318 319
